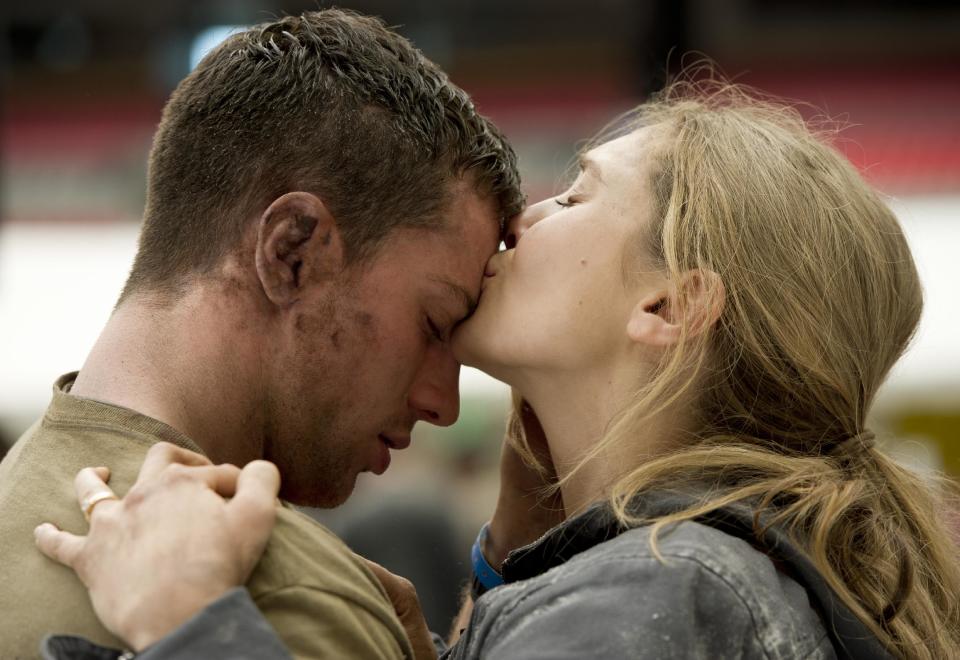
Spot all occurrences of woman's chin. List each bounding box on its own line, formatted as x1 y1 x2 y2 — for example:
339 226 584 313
451 329 486 369
451 327 511 381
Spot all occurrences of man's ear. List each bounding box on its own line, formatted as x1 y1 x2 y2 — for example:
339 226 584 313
626 270 725 347
255 192 344 306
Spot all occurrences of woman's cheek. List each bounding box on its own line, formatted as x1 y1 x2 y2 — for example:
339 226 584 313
513 225 560 277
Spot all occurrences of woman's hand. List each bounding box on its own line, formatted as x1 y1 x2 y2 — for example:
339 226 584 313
362 559 437 660
33 442 280 652
449 398 565 647
485 396 565 568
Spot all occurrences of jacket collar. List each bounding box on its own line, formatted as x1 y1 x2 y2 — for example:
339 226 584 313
501 489 892 660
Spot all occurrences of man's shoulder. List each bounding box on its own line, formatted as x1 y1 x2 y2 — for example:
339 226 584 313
1 411 156 497
0 416 151 657
247 503 390 605
244 505 413 659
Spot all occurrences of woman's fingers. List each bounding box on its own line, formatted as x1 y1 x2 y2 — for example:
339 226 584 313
138 441 211 483
226 461 280 581
73 462 240 524
361 558 422 620
228 461 281 532
207 463 244 497
34 523 85 569
74 466 111 499
35 456 280 652
236 460 281 499
360 558 437 660
363 559 406 597
74 467 120 523
164 463 244 498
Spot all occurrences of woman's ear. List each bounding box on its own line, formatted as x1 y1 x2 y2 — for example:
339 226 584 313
626 270 725 347
626 289 680 347
255 192 345 307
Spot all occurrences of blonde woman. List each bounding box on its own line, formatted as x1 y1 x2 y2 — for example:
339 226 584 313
36 81 960 659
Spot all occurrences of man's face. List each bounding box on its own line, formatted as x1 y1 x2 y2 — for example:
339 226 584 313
266 183 500 506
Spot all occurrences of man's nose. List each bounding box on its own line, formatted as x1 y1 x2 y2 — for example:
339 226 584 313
408 345 461 427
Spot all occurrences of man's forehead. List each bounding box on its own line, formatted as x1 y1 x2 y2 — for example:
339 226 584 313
446 179 505 243
422 190 498 315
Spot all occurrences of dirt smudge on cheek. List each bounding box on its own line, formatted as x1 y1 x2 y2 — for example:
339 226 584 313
353 310 374 329
355 309 382 350
292 293 380 359
291 297 340 359
323 304 380 364
294 310 324 336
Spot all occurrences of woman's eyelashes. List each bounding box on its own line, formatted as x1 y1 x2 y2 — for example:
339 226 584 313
555 192 583 208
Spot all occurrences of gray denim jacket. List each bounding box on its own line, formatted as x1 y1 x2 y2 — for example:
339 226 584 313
43 491 891 659
444 491 891 659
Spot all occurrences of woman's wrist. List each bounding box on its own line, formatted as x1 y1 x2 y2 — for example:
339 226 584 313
483 517 517 569
119 584 228 651
486 504 557 568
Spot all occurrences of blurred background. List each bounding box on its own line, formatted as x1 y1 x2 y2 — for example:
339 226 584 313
2 0 959 633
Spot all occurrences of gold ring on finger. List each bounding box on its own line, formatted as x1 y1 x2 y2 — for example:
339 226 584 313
81 490 119 522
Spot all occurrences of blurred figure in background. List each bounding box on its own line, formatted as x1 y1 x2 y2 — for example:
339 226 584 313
338 497 465 633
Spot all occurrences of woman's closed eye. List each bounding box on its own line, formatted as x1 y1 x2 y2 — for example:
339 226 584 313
555 196 580 208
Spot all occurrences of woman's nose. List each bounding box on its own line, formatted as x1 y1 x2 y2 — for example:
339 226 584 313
503 214 524 249
504 200 551 248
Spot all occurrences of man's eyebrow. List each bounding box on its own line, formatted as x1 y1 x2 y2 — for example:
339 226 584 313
429 276 478 316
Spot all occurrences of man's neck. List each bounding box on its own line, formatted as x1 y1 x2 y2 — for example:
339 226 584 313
71 290 266 466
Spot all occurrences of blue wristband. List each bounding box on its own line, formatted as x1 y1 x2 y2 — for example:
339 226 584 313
471 522 505 592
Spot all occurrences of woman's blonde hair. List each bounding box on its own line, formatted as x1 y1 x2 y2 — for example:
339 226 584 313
509 76 960 657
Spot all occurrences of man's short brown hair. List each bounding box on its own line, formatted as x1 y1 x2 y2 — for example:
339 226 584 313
122 9 523 300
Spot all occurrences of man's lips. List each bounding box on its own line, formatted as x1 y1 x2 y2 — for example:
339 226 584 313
379 433 411 450
371 440 391 475
370 433 411 476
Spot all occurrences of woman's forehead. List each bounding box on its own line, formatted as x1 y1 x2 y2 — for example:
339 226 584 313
583 127 662 195
586 126 661 175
